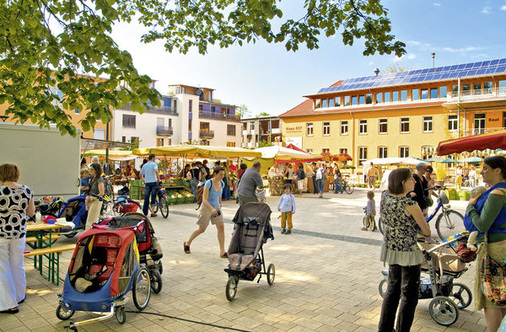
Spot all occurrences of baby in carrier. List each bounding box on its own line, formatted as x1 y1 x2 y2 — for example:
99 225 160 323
466 186 487 251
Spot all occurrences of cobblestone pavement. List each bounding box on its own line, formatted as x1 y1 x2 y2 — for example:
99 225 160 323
1 188 487 331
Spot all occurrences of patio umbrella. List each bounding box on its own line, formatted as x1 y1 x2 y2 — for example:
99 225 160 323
457 156 483 163
133 145 262 158
253 146 322 163
440 158 456 163
437 129 506 155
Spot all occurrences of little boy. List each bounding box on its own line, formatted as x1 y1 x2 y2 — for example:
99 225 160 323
362 191 376 231
277 184 296 234
80 168 90 196
466 186 487 250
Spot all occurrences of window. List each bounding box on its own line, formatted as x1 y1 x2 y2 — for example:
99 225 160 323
250 122 255 131
344 96 351 106
376 93 383 103
335 97 340 107
484 82 493 94
400 117 409 133
227 142 236 147
423 116 433 132
392 91 399 102
412 89 419 100
130 136 139 144
440 86 447 98
189 99 193 112
366 94 373 104
211 106 216 112
399 146 409 158
358 147 367 165
315 99 321 108
499 80 506 94
352 96 358 105
322 99 328 108
122 136 126 143
163 97 171 107
243 122 247 130
122 114 136 128
474 114 486 135
227 125 236 136
307 123 313 136
306 149 313 153
378 147 388 158
173 99 177 110
473 83 482 95
421 89 428 100
379 119 388 134
328 98 334 107
359 120 367 134
340 148 348 154
323 122 330 136
322 148 330 153
448 115 459 131
359 95 365 105
341 121 348 135
156 138 164 147
93 129 104 140
462 84 471 95
452 85 459 95
430 88 438 99
384 92 391 103
400 90 407 101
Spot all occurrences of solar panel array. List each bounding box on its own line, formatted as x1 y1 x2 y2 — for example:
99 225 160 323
318 58 506 94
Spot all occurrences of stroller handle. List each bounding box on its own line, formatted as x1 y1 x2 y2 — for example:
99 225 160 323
424 234 467 254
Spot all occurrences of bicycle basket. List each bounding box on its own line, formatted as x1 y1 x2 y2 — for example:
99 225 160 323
438 191 449 205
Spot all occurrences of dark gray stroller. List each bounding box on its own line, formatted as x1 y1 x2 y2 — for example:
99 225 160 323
224 202 275 301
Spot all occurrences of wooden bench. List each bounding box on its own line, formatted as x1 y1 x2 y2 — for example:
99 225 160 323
25 234 60 243
24 244 76 286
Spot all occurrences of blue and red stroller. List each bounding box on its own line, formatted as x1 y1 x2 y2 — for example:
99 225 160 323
56 228 152 330
224 202 275 301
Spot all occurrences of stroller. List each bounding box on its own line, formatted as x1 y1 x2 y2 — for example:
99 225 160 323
93 213 164 294
35 196 87 238
224 202 275 301
56 228 151 330
378 234 473 326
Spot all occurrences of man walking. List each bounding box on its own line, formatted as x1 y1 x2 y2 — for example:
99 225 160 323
237 162 263 206
140 154 160 217
367 162 379 189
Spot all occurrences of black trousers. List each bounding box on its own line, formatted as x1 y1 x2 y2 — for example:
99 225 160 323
378 264 421 332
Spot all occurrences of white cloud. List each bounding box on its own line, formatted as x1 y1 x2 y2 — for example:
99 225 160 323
392 54 417 63
481 6 492 14
501 5 506 11
442 46 482 53
406 54 417 60
433 2 441 7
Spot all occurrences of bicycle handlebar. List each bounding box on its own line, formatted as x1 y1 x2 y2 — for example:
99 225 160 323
89 193 111 203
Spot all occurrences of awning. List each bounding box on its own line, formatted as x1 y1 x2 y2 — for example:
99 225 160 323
133 145 262 158
253 146 322 164
437 129 506 155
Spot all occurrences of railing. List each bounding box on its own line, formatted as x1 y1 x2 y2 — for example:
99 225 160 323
448 87 506 102
119 103 178 116
199 111 240 122
156 126 173 136
199 130 215 139
462 127 506 136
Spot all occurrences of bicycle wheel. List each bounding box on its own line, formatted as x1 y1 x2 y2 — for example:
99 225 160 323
105 182 115 200
345 184 354 194
435 210 465 241
152 200 159 214
362 215 369 229
160 198 169 219
378 217 385 235
378 279 387 298
449 283 472 309
132 267 151 311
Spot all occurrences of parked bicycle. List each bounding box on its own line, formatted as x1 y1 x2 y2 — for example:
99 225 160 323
341 180 354 194
378 186 465 240
150 182 169 219
104 175 115 200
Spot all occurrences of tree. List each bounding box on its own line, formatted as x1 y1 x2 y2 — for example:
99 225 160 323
256 112 271 117
236 104 250 119
0 0 406 136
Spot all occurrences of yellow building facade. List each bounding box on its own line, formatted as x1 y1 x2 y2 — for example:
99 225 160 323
280 58 506 167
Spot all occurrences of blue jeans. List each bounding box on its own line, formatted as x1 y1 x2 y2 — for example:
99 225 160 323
316 179 324 194
312 177 317 194
143 182 158 216
334 179 343 193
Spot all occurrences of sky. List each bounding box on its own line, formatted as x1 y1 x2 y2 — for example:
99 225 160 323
110 0 506 117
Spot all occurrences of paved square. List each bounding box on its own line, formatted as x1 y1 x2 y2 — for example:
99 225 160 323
1 189 486 331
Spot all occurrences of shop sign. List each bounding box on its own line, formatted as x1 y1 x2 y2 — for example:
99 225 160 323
285 125 303 133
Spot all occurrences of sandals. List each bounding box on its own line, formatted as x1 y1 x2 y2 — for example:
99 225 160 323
1 308 19 314
183 242 191 254
220 252 228 259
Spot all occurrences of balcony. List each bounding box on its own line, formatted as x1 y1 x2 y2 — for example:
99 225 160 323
156 125 173 136
199 130 215 139
119 103 178 116
199 111 240 122
444 87 506 110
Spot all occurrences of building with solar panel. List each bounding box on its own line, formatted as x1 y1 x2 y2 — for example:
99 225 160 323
279 58 506 169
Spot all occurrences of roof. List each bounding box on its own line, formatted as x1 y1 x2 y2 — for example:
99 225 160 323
313 58 506 96
278 99 314 118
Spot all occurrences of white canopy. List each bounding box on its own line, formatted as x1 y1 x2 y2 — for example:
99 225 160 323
365 157 423 166
253 146 322 161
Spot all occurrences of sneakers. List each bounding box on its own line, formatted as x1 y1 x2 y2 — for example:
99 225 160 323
285 229 291 235
361 227 368 231
151 213 157 217
281 228 286 234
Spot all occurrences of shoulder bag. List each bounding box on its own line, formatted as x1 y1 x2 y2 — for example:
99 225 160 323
480 232 506 306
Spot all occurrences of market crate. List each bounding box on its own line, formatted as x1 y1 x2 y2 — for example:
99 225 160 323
459 190 470 201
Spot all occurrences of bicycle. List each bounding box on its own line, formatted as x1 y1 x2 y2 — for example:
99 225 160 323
150 182 169 219
341 180 354 194
103 175 115 200
362 209 376 231
378 186 465 240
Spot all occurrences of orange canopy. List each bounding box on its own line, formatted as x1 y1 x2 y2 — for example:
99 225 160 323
437 129 506 155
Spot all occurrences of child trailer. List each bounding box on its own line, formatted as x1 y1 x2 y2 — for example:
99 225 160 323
94 213 164 293
379 234 473 327
56 228 151 330
224 202 275 301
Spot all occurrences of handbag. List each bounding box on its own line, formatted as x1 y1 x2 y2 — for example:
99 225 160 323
480 232 506 306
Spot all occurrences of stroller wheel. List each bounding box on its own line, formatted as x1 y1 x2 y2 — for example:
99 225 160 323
267 264 275 285
64 231 78 239
226 276 239 302
155 260 163 275
378 279 387 298
132 267 151 311
115 306 126 324
150 269 163 294
428 296 459 326
56 304 74 320
449 283 472 309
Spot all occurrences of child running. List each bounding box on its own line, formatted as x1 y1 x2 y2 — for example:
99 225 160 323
362 190 376 231
277 184 296 234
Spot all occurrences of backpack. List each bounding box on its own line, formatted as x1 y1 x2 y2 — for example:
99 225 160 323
297 169 305 180
195 180 213 210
